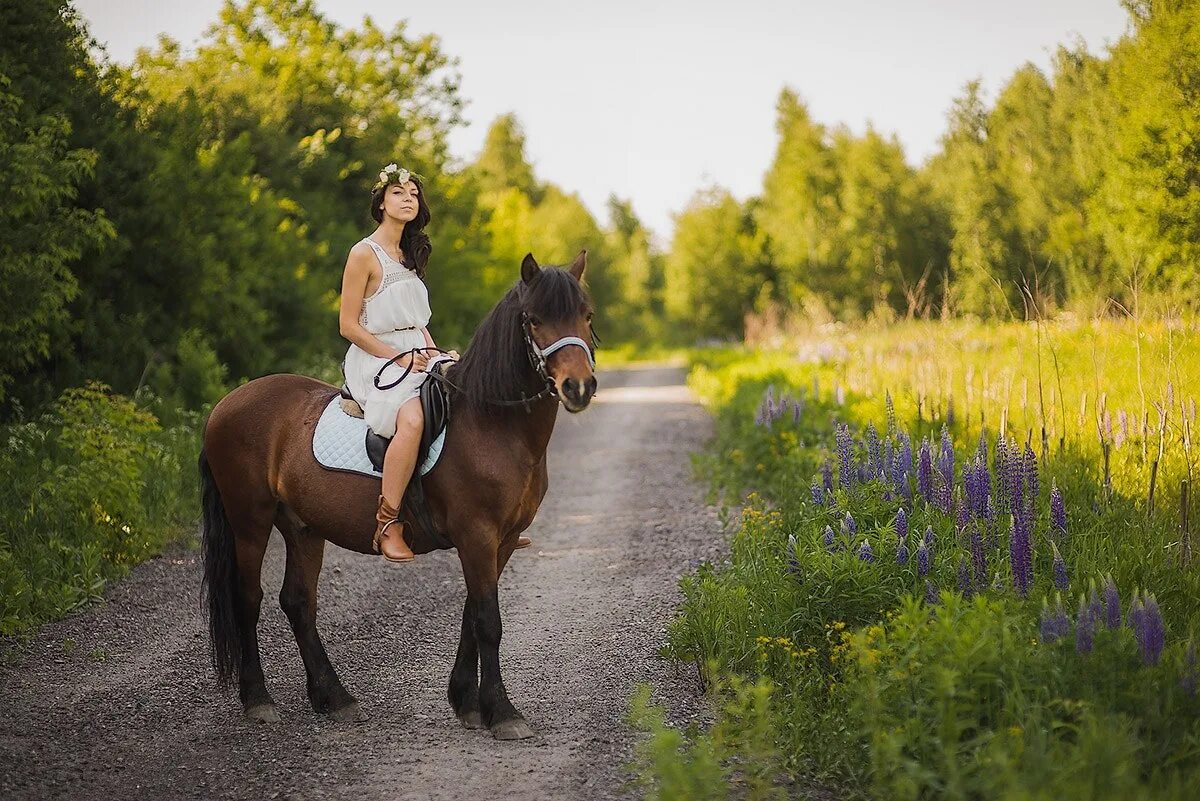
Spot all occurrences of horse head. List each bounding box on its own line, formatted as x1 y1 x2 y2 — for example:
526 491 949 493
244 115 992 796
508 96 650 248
519 250 597 413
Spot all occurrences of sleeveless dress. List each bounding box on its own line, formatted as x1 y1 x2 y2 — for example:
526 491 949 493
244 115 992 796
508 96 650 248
342 237 432 439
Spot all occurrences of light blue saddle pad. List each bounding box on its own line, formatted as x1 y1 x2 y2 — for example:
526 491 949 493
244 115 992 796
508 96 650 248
311 395 445 479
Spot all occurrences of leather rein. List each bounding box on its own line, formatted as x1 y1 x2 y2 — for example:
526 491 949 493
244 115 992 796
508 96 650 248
373 312 600 413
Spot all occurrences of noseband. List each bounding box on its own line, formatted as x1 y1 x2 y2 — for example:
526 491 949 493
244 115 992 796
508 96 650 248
373 311 600 413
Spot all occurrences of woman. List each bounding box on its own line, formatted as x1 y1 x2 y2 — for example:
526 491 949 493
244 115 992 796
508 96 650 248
338 163 439 563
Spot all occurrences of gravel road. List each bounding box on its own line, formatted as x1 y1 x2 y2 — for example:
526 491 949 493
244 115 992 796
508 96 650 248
0 364 723 801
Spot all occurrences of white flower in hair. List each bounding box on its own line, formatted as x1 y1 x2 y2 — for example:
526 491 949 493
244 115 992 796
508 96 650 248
378 170 389 183
384 162 398 172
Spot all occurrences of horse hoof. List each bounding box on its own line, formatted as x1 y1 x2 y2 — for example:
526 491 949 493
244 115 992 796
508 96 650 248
456 709 483 729
245 703 281 724
491 718 534 740
329 702 368 723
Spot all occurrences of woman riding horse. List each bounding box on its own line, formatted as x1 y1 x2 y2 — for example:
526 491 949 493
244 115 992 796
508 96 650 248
198 166 598 738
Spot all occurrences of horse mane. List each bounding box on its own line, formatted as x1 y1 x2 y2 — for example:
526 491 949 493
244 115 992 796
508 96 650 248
450 266 591 416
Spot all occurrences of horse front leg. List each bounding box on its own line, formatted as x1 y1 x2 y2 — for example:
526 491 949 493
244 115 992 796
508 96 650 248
448 597 482 729
458 541 533 740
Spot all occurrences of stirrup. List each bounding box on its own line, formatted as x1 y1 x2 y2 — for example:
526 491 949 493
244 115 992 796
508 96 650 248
372 518 401 554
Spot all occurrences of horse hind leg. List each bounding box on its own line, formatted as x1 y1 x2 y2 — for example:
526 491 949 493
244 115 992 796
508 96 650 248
200 448 279 723
276 504 366 722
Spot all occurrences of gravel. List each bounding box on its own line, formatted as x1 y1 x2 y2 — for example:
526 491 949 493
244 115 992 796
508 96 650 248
0 364 725 801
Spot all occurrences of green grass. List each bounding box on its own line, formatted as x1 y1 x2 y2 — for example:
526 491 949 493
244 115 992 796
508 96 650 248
630 319 1200 800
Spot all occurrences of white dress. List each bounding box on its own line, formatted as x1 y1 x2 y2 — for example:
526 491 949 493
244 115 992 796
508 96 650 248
343 237 431 439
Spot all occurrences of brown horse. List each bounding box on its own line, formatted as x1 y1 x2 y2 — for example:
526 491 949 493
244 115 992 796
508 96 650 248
198 251 596 739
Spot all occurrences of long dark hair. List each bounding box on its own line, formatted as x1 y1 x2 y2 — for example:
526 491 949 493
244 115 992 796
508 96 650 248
451 266 592 416
369 175 432 280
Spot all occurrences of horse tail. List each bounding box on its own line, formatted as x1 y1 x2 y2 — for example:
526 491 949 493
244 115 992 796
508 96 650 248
199 446 241 689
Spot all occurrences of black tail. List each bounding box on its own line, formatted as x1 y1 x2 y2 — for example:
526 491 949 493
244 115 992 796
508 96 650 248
199 447 241 689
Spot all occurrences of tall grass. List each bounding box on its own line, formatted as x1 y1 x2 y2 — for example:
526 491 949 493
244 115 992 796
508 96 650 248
631 319 1200 800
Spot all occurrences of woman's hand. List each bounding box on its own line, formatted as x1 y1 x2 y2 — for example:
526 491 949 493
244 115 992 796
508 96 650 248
389 349 430 372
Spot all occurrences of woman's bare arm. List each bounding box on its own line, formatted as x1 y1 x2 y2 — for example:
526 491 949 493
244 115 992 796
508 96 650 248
421 326 435 349
338 245 411 363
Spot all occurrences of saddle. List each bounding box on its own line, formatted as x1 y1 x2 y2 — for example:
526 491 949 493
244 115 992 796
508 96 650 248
339 357 454 550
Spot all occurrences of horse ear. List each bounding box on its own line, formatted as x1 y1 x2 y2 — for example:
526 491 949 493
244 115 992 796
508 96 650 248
568 249 587 281
521 252 540 284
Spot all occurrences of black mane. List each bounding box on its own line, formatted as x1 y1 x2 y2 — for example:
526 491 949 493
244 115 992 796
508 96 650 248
450 266 592 416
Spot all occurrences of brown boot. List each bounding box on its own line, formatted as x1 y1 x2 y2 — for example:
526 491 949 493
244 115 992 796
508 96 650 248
515 536 533 550
373 494 414 563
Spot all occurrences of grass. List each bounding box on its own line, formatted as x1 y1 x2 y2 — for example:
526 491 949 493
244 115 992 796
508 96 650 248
630 318 1200 800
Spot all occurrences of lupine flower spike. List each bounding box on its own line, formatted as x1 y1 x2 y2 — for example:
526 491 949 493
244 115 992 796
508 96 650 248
858 540 875 563
1051 541 1069 591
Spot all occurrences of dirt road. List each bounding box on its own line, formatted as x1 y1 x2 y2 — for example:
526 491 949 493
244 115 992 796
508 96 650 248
0 365 722 801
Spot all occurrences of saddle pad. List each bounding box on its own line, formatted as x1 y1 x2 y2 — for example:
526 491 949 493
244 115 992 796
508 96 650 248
312 395 445 478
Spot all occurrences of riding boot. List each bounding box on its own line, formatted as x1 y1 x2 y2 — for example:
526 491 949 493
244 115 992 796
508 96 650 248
373 494 415 563
515 536 533 550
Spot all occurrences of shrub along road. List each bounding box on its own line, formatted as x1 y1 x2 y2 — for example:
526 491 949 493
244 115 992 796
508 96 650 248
0 364 722 801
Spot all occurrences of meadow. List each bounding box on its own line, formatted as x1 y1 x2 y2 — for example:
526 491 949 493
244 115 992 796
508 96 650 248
631 317 1200 801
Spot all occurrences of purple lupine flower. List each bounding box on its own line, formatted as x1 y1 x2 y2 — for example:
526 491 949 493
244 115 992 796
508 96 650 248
895 508 909 540
924 525 935 547
896 538 910 565
836 423 854 489
1009 510 1033 597
1051 541 1069 591
918 438 934 502
1076 595 1094 654
916 541 931 577
821 460 834 493
1053 595 1070 639
866 423 881 479
1137 594 1165 666
956 556 973 598
994 435 1010 515
1023 443 1039 505
1086 581 1103 626
811 481 824 506
857 540 875 563
969 521 987 587
1050 482 1066 540
938 424 955 489
954 493 969 531
1181 640 1198 696
842 512 857 537
823 525 836 551
1128 593 1145 635
1103 575 1122 629
885 390 896 437
925 580 939 606
1039 600 1060 643
792 400 802 425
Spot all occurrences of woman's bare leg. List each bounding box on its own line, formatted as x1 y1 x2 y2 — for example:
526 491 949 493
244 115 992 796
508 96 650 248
382 397 423 508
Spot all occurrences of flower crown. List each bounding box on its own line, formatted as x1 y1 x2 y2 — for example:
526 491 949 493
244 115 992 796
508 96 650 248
372 163 424 193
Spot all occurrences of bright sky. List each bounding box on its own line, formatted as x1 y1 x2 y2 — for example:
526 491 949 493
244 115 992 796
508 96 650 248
78 0 1130 245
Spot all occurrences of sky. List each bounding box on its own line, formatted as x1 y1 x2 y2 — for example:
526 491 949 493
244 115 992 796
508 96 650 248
77 0 1131 245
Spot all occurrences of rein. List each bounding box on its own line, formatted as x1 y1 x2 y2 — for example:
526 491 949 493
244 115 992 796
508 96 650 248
372 314 600 414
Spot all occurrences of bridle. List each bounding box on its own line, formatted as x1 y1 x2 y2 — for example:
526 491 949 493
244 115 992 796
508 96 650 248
372 311 600 413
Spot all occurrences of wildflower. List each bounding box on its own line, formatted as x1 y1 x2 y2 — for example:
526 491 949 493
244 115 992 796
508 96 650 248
858 540 875 563
954 492 968 530
1023 443 1039 504
896 538 910 565
956 556 973 598
1009 510 1033 597
836 423 854 489
1039 595 1070 643
1102 574 1122 630
842 512 857 537
821 460 834 492
923 525 935 547
810 481 824 506
1051 541 1069 591
946 396 956 428
1136 593 1166 666
866 423 881 479
938 424 954 489
969 521 987 587
1050 482 1066 540
823 525 836 551
895 508 909 540
1039 600 1059 643
786 532 801 576
792 400 802 425
1182 640 1198 696
885 391 896 437
925 580 939 606
918 438 933 502
1076 594 1094 654
916 541 931 577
